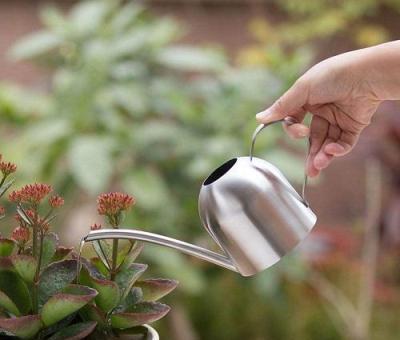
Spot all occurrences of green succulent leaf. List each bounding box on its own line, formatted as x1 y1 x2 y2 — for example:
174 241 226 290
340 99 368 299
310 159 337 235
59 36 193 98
116 241 135 267
38 259 77 308
47 321 97 340
92 240 111 270
52 246 73 262
90 257 108 277
41 284 97 327
111 302 170 329
0 259 31 315
77 256 104 280
37 314 76 339
116 325 149 336
115 263 147 300
80 267 120 313
0 290 20 316
11 255 37 283
135 279 178 301
40 232 59 269
0 315 42 339
119 241 144 270
115 287 143 313
79 303 106 328
0 239 15 257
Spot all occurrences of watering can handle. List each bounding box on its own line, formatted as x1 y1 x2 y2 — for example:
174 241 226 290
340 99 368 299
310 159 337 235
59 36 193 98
249 117 310 207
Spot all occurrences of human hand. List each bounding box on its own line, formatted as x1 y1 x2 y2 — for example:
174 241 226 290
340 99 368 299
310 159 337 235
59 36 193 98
256 42 400 177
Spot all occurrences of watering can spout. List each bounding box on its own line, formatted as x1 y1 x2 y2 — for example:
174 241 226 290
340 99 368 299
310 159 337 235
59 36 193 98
84 228 239 274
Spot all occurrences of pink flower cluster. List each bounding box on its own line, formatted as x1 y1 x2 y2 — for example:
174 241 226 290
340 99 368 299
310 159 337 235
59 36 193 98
0 155 17 177
97 192 135 216
49 195 64 208
12 226 30 243
9 183 53 205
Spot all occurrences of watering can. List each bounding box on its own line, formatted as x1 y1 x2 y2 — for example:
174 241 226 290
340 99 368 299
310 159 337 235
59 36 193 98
83 118 317 277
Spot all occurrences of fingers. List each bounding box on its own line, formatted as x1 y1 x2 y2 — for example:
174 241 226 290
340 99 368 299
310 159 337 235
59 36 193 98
282 110 310 138
307 117 359 177
307 116 329 177
256 80 309 124
312 124 341 172
324 130 357 156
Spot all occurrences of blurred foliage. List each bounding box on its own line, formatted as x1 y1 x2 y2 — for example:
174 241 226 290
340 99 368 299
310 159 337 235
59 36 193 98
238 0 399 69
0 0 399 339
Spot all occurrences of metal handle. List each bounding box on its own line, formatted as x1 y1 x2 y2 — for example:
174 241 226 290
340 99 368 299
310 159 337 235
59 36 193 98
84 228 238 272
249 117 310 207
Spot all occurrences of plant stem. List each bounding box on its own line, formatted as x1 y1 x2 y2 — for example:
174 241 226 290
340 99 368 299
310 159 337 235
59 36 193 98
32 224 39 314
110 238 119 280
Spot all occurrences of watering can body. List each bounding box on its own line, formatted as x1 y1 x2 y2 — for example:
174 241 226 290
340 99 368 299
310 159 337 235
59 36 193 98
83 120 317 277
199 156 316 276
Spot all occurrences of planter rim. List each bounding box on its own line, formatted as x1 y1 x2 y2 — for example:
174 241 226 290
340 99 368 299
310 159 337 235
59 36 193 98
144 324 159 340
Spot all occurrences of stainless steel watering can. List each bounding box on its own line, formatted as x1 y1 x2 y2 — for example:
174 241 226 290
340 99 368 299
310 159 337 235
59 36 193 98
83 118 317 276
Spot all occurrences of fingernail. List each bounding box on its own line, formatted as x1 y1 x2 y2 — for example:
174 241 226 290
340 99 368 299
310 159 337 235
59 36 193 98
256 109 271 120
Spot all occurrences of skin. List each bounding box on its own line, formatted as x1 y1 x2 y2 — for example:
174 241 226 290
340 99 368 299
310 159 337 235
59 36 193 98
256 40 400 177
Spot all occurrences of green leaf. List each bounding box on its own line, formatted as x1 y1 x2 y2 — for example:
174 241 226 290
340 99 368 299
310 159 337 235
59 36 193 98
135 279 178 301
69 1 111 36
11 255 37 283
119 242 144 270
157 46 226 72
10 31 62 61
111 302 170 329
48 321 97 340
40 233 59 269
0 179 14 198
115 264 147 300
0 315 42 339
41 284 97 327
116 241 136 267
79 303 106 328
52 246 73 262
115 287 142 313
92 240 111 270
0 261 31 315
0 239 15 257
68 136 115 194
80 267 120 313
38 259 77 308
0 290 20 316
90 257 108 277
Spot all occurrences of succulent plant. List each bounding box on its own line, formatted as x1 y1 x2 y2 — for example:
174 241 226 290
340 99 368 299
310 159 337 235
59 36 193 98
0 155 177 339
77 192 178 339
0 155 98 339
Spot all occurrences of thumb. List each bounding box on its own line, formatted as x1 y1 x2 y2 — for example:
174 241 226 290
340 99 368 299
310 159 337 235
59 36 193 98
256 80 308 124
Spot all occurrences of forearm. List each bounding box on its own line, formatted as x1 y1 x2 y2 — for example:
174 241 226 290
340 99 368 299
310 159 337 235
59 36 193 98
351 40 400 101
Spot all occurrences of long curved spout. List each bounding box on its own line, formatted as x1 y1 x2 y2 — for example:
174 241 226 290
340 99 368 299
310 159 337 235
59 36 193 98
84 228 238 273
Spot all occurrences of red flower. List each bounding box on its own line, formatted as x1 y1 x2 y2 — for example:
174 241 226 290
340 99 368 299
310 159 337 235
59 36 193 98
97 192 135 216
0 161 17 177
90 223 102 231
12 226 30 243
49 195 64 208
9 183 52 205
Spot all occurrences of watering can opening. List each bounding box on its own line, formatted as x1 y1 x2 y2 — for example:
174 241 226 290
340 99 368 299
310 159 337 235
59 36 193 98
203 158 237 186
